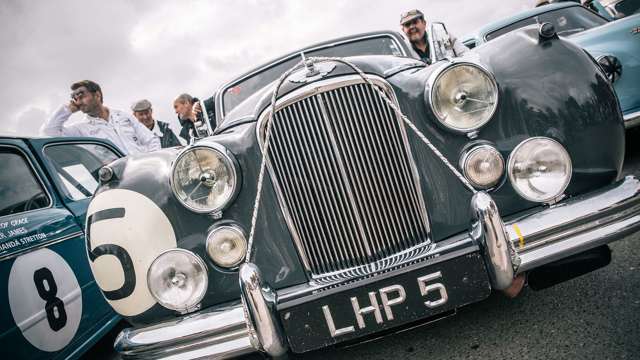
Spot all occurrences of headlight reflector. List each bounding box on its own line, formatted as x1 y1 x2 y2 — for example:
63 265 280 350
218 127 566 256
171 144 238 213
147 249 208 312
508 137 572 202
460 145 504 189
206 226 247 268
430 63 498 132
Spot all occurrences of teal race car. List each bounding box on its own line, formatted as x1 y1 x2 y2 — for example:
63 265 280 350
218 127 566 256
0 136 123 359
463 2 640 127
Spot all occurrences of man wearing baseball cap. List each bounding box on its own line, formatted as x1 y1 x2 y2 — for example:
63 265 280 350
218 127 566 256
400 9 468 64
131 99 181 148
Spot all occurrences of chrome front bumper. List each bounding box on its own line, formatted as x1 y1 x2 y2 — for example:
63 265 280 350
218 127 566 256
115 176 640 359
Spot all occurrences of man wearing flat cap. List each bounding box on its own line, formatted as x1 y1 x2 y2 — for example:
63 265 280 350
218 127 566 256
132 99 181 148
400 9 468 64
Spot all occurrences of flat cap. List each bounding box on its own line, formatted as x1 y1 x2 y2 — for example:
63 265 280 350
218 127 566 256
131 99 152 112
400 9 424 25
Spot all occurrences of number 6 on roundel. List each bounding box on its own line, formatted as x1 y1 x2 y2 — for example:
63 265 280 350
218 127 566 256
86 189 177 317
86 207 136 301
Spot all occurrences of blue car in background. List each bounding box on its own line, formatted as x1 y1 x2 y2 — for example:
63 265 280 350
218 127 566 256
0 136 123 359
584 0 640 20
463 2 640 128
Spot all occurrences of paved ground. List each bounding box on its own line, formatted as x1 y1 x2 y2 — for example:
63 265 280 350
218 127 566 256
86 129 640 360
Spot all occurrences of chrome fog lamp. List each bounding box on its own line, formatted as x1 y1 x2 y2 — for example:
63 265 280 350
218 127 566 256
460 145 504 189
508 137 572 203
429 63 498 133
171 144 239 214
147 249 208 312
206 226 247 268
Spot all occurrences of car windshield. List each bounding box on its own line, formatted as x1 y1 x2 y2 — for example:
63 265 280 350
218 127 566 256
612 0 640 18
486 6 608 41
221 35 404 117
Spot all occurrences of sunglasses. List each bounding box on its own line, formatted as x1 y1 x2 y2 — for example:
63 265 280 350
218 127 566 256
71 90 90 101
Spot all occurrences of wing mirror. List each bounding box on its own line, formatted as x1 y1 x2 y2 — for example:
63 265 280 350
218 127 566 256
429 22 457 62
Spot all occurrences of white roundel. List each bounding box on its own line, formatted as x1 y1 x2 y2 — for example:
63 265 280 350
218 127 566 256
8 248 82 352
87 189 177 316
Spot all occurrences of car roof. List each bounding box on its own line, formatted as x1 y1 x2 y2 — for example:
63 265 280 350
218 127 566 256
0 133 37 140
463 2 582 43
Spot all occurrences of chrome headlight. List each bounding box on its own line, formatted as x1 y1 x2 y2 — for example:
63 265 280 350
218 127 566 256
171 144 239 214
508 137 572 203
147 249 208 312
206 225 247 268
430 63 498 133
460 145 504 189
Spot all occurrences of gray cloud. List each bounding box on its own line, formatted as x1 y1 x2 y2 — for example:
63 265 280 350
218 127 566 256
0 0 533 136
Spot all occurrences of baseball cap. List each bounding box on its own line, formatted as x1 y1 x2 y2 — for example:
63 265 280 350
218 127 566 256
400 9 424 25
131 99 152 112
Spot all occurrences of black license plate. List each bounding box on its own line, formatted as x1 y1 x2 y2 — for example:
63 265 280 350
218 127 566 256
279 252 491 353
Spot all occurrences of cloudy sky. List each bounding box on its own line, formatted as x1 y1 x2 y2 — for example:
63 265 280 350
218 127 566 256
0 0 534 137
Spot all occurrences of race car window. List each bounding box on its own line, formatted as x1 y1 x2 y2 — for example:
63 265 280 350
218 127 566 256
0 148 51 217
44 143 119 201
486 6 607 41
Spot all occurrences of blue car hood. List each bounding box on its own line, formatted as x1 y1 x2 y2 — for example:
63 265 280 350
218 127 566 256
570 14 640 115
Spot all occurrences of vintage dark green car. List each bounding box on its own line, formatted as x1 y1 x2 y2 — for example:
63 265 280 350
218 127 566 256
86 24 640 359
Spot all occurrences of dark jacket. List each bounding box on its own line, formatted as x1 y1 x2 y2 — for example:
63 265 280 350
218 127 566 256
156 121 182 148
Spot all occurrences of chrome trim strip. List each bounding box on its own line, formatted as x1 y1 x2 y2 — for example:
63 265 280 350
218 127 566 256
505 176 640 272
624 110 640 128
115 302 255 359
216 32 408 119
0 231 84 262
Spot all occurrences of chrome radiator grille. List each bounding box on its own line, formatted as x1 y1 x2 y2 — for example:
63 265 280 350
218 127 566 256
259 76 430 275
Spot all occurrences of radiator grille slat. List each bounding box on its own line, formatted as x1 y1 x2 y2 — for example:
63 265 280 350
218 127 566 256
262 77 430 275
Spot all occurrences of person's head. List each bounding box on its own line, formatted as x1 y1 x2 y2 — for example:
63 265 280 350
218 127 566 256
173 93 193 120
131 99 154 129
70 80 103 115
400 9 427 44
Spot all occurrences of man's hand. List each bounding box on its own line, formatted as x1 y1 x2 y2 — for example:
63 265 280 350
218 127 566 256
68 99 80 113
193 102 202 116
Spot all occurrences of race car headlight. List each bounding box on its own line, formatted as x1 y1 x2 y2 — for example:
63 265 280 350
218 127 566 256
206 225 247 268
147 249 208 312
460 145 504 189
171 144 239 214
508 137 572 203
430 63 498 133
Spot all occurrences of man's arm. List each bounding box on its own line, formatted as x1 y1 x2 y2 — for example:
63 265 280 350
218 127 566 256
40 104 83 137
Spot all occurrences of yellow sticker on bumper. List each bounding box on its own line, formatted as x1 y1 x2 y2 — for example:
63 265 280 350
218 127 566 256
513 223 525 249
